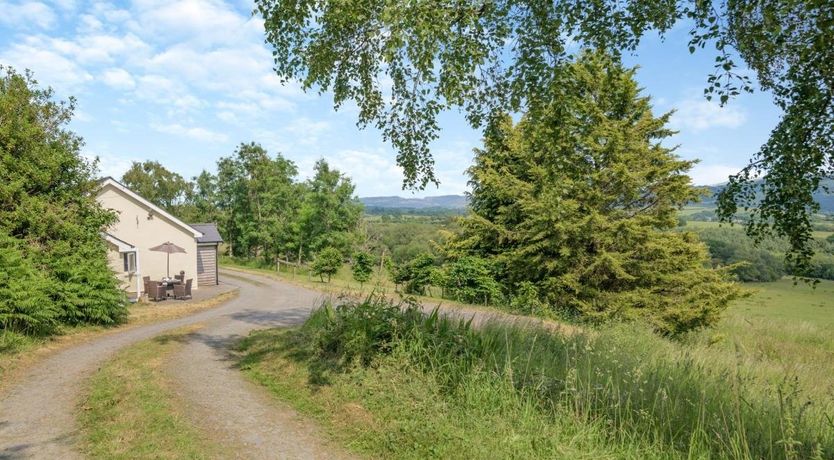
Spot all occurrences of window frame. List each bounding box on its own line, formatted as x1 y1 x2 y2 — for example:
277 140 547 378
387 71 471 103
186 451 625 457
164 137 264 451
123 252 137 274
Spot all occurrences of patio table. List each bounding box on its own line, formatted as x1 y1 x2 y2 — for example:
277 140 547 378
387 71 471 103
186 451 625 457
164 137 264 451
160 279 182 297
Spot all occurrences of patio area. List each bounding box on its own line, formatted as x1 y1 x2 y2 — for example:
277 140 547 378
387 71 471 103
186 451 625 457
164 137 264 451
135 279 236 304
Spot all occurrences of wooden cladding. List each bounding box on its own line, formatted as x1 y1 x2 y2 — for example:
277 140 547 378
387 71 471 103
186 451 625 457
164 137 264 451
197 244 218 286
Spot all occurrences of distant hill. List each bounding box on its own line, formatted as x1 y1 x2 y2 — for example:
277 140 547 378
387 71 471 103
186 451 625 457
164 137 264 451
699 180 834 213
359 195 468 210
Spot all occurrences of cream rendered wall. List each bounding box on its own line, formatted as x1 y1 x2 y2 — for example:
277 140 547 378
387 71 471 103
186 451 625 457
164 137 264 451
97 184 199 290
105 241 134 293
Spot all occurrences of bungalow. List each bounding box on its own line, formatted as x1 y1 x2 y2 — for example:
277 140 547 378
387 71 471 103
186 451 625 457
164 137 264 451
96 177 223 298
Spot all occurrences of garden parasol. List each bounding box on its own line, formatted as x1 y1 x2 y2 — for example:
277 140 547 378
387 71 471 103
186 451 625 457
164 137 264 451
149 241 187 277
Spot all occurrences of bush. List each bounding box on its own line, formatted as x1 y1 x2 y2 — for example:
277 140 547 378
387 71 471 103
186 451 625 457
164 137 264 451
305 294 424 367
351 251 375 286
312 247 342 282
392 253 435 295
436 256 502 305
509 281 548 316
0 234 57 335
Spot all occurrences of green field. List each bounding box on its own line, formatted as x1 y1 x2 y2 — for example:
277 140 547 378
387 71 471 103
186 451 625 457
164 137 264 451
695 279 834 403
731 278 834 327
679 215 834 239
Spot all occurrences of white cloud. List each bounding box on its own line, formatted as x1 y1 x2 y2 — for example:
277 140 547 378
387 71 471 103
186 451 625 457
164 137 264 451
10 33 150 66
671 97 747 132
216 111 239 124
50 0 77 11
688 164 741 186
130 0 261 47
100 67 135 90
303 149 405 196
151 122 228 143
134 74 204 110
0 41 93 92
285 117 330 145
0 1 56 29
82 149 137 179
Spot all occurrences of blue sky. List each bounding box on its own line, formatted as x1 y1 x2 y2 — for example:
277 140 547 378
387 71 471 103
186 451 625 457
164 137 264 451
0 0 781 197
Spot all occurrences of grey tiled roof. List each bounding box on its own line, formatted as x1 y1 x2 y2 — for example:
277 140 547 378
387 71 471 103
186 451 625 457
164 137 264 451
190 223 223 244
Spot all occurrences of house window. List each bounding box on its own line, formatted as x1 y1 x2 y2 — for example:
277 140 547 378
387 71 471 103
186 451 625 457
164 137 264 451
123 252 137 273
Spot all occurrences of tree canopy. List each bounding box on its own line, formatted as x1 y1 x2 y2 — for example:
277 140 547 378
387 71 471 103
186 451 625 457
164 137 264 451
215 142 302 263
448 52 741 334
121 161 191 215
180 143 363 268
256 0 833 272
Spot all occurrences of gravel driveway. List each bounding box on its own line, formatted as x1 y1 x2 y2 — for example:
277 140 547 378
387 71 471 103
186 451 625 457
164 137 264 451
0 269 339 459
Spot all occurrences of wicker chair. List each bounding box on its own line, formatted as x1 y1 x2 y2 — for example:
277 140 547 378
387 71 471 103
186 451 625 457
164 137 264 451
173 279 192 300
149 283 167 302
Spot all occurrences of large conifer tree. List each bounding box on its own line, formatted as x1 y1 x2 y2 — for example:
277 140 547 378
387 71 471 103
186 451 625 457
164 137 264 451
453 51 741 335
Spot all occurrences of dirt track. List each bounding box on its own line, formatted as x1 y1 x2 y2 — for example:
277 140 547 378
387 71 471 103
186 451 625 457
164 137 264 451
0 269 341 459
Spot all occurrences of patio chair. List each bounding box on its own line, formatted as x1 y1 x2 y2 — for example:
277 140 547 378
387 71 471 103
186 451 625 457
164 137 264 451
149 283 167 302
173 278 192 300
143 276 151 297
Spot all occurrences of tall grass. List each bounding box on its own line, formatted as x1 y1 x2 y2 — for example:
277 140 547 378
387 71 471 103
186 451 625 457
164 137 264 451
261 294 833 459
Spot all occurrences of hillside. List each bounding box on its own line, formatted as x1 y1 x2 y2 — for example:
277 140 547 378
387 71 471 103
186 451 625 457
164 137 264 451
359 194 468 210
700 180 834 213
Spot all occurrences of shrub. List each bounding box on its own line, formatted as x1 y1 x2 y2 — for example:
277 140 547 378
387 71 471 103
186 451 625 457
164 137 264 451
351 251 375 286
312 247 342 282
509 281 548 317
392 253 435 295
0 234 57 335
437 256 502 305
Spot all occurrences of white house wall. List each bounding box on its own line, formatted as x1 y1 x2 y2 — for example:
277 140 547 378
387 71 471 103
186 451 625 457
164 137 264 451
97 184 200 289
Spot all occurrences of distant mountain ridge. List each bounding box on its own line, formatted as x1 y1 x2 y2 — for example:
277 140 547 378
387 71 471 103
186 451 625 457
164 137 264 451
700 180 834 213
359 195 468 209
361 185 834 213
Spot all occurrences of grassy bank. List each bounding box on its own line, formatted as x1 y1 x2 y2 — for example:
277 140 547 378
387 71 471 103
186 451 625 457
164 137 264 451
238 295 833 459
225 256 834 400
78 326 221 459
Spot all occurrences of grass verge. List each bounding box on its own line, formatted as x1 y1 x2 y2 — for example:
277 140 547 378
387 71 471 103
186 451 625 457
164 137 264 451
78 325 222 459
238 295 833 460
